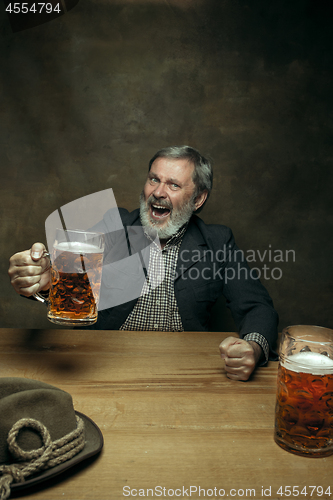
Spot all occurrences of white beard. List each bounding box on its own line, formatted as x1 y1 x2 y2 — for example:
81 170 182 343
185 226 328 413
139 192 195 240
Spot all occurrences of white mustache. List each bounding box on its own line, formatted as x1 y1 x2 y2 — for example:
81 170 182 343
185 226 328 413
147 196 172 211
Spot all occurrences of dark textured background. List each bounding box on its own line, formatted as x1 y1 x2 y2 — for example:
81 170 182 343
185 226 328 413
1 0 332 331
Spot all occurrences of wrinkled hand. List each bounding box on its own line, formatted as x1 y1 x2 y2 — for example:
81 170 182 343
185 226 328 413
8 243 51 297
219 337 263 381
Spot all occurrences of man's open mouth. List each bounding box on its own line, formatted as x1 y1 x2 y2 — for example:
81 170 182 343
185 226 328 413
150 204 171 220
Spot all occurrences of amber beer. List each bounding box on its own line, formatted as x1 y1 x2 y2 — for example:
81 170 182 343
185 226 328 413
274 351 333 457
47 238 104 326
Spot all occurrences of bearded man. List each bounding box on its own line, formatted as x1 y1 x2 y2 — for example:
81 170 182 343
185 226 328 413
8 146 278 381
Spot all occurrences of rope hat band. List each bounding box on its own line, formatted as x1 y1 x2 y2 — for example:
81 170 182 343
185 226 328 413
0 415 85 500
0 378 103 499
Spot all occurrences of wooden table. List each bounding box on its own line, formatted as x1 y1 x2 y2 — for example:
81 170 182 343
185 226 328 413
0 329 331 500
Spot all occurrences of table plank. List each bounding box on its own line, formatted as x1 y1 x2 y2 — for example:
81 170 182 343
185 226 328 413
0 329 332 500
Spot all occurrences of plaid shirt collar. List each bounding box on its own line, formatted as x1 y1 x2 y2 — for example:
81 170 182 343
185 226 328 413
143 223 188 251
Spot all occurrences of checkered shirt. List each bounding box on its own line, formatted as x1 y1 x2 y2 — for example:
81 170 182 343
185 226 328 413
120 225 270 362
120 225 187 332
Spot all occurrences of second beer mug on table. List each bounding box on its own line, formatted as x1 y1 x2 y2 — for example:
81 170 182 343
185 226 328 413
34 229 105 326
274 325 333 457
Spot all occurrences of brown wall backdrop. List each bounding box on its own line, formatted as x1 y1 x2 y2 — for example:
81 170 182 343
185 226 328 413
1 0 332 331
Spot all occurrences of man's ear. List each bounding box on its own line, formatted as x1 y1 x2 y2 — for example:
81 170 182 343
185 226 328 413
194 190 208 211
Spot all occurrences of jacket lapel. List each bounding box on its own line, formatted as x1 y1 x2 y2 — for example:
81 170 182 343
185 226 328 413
175 216 208 280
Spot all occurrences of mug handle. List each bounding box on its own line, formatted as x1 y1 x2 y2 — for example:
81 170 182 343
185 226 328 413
33 292 49 306
32 250 51 306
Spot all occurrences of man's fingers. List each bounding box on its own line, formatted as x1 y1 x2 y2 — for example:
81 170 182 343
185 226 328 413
8 243 51 297
219 337 253 360
9 250 32 268
11 264 44 278
225 370 251 382
16 281 42 297
219 336 239 358
225 356 255 372
226 341 253 359
224 360 255 381
219 337 257 381
11 273 41 288
9 248 49 269
224 356 246 368
31 242 47 261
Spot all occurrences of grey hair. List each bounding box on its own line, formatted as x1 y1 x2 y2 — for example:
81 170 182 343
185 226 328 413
148 145 213 212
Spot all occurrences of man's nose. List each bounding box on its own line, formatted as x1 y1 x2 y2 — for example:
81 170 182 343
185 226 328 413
152 182 167 198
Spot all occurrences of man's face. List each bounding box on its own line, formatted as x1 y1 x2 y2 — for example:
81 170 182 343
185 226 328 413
140 157 197 239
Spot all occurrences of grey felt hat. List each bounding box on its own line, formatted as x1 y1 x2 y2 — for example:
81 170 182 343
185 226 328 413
0 378 103 499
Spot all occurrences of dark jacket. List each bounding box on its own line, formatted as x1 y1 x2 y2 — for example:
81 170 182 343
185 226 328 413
92 208 278 359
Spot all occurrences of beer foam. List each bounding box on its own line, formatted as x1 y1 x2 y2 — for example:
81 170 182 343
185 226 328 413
54 241 102 254
283 351 333 375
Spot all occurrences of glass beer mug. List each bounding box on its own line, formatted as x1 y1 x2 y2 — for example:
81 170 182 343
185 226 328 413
34 229 105 326
274 325 333 457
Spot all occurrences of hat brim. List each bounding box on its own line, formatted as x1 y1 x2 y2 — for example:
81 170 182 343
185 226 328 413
10 411 103 492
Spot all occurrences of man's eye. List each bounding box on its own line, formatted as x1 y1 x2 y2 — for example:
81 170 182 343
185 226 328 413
172 183 180 189
150 178 158 183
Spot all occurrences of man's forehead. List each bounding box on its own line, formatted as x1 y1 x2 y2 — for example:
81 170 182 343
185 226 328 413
149 157 195 182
